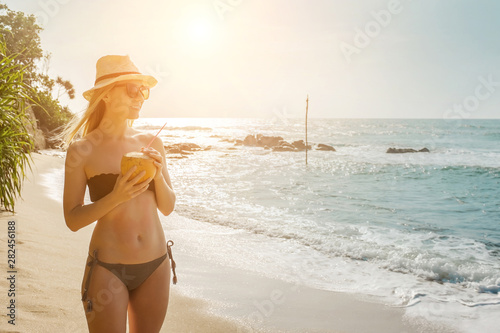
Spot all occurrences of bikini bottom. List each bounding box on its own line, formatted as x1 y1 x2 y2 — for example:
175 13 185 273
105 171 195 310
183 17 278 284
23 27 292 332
82 240 177 312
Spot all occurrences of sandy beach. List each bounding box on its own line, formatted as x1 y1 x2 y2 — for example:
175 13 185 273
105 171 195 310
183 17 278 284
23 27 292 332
0 153 456 333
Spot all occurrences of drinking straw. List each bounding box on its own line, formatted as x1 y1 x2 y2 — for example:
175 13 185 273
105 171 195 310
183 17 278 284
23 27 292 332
144 121 168 149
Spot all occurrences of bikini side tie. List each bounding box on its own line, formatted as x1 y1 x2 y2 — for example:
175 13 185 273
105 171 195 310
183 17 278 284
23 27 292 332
166 240 177 285
82 249 98 312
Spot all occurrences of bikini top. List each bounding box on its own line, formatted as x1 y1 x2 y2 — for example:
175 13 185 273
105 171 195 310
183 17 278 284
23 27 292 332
87 173 155 202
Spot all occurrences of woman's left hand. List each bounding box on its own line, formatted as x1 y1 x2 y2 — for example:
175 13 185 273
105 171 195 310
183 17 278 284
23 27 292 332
141 147 163 180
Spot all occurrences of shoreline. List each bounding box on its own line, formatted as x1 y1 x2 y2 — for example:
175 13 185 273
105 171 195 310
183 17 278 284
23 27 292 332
0 153 457 332
167 250 460 333
0 153 243 332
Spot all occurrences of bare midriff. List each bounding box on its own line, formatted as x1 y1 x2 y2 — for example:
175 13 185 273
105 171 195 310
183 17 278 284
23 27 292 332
88 190 167 264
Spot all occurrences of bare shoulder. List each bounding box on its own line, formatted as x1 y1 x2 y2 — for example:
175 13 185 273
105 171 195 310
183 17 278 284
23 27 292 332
66 139 83 157
130 128 163 149
142 131 165 151
66 136 93 154
65 138 90 171
150 135 166 153
137 129 155 142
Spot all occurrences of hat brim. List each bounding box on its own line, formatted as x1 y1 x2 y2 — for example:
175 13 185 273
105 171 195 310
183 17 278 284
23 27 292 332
82 74 158 101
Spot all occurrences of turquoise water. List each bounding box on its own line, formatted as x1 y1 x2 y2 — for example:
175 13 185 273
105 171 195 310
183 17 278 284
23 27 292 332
140 118 500 270
137 118 499 332
44 118 500 332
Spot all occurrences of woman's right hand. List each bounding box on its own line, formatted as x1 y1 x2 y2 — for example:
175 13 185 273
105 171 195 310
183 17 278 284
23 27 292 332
111 166 152 204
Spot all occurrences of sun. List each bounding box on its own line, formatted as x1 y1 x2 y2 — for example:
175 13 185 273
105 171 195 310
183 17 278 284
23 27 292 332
173 6 218 55
186 18 213 45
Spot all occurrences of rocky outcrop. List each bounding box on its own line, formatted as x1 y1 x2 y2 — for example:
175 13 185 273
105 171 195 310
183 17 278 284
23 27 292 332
243 134 335 152
294 140 313 150
243 134 284 148
165 143 201 154
257 135 283 148
24 105 47 151
164 143 210 157
271 140 313 152
386 147 430 154
23 105 66 150
243 135 258 146
43 128 64 149
317 143 336 151
272 141 297 151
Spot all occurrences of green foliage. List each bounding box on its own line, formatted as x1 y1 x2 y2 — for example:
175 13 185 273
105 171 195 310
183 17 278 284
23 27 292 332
31 89 73 132
56 76 75 99
0 39 34 212
0 3 42 84
0 3 74 134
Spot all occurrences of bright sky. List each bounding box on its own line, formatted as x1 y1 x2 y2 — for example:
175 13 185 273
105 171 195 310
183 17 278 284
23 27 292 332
3 0 500 119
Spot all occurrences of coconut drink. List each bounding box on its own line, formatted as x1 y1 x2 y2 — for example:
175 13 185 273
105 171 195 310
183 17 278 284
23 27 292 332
121 152 156 183
121 121 167 183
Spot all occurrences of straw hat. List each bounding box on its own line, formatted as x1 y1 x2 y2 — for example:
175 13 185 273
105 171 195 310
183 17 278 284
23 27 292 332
83 55 157 101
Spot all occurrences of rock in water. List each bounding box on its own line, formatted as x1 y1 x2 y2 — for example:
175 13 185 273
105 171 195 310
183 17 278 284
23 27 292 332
272 141 296 151
257 135 283 147
272 145 296 152
386 147 430 153
317 144 336 151
292 140 312 150
164 143 202 154
243 134 257 146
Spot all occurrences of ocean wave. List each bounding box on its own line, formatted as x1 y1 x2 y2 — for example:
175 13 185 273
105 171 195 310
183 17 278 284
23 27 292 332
175 203 500 292
168 126 212 131
477 285 500 294
458 299 500 307
134 124 212 131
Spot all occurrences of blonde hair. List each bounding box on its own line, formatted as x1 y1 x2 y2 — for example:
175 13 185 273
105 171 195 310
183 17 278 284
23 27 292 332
60 83 133 147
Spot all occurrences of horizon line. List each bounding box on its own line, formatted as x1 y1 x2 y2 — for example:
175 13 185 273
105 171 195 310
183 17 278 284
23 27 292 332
136 116 500 120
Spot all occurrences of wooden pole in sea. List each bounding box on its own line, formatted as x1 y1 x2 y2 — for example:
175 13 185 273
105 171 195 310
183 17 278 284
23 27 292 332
305 94 309 166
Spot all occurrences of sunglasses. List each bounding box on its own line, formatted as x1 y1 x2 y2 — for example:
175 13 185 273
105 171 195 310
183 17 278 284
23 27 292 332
116 83 150 100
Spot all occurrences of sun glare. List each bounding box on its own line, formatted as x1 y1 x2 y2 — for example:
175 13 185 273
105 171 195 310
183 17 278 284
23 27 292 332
187 19 213 44
173 6 218 56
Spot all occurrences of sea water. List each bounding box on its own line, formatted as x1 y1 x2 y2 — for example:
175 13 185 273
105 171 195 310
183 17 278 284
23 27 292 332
43 118 500 332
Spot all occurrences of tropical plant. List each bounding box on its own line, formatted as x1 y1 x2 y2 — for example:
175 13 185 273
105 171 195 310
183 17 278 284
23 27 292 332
0 3 74 135
0 39 34 212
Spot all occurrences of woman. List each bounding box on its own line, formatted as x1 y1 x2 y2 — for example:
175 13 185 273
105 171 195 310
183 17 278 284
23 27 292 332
62 55 177 333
